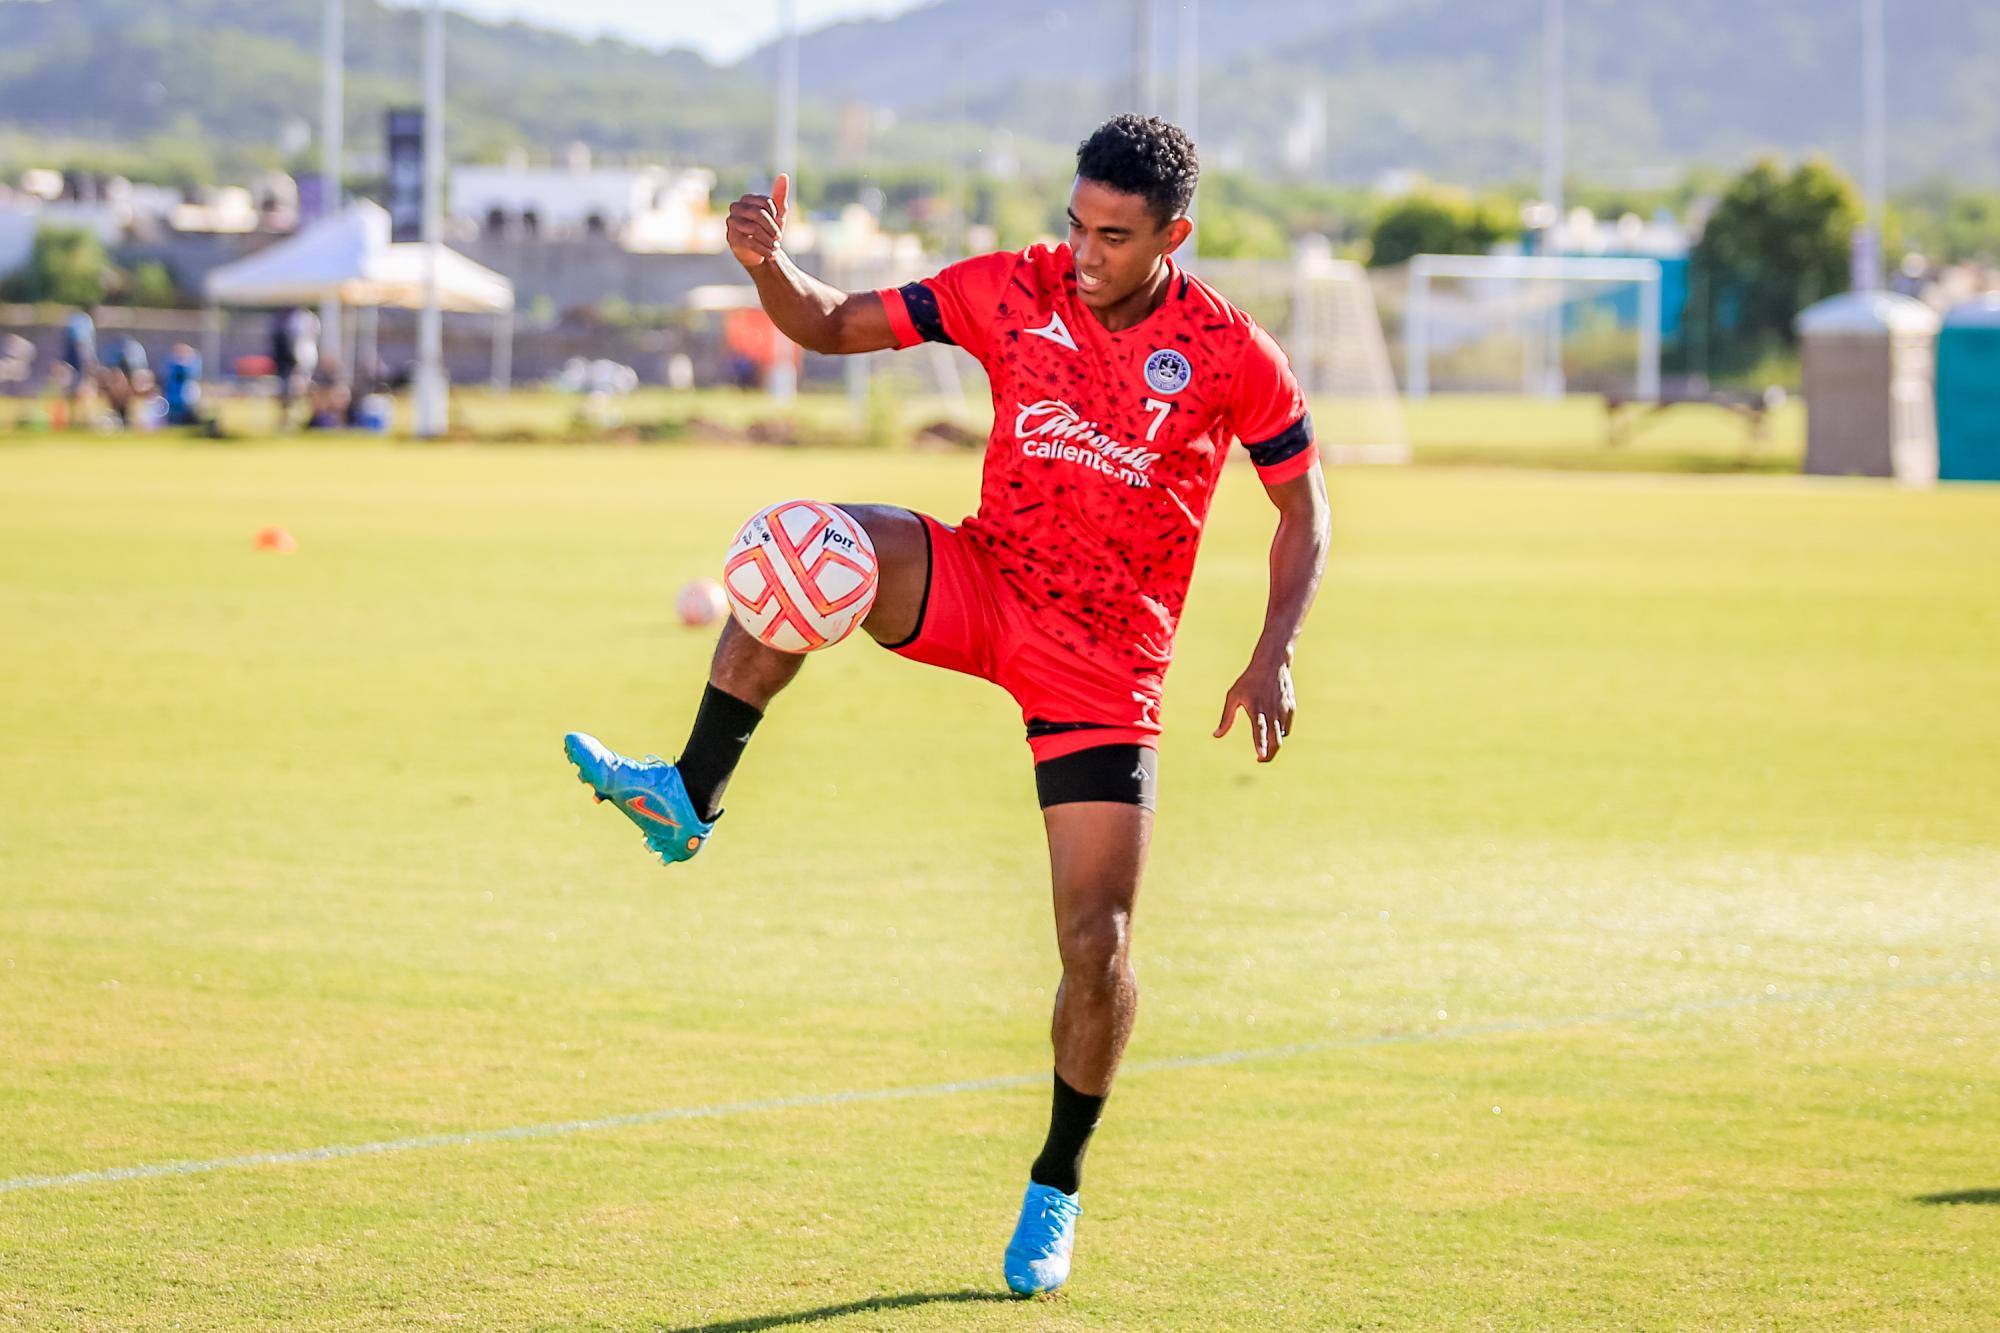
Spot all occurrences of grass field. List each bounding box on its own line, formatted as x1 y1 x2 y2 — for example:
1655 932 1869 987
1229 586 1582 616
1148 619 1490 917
1 439 1995 1330
0 386 1806 475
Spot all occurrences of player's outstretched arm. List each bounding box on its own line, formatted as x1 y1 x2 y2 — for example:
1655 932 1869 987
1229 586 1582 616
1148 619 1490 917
1214 462 1331 763
727 173 898 355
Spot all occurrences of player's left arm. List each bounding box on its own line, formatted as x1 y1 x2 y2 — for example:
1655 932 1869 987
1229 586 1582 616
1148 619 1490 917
1213 460 1331 763
1214 320 1330 763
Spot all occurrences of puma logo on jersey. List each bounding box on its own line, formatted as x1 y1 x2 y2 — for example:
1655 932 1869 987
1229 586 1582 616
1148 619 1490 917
1024 310 1077 352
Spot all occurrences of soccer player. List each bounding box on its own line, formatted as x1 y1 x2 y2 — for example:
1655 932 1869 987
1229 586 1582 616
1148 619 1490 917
565 115 1329 1296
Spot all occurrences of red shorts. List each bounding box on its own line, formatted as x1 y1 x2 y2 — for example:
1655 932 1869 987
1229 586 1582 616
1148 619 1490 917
887 515 1164 764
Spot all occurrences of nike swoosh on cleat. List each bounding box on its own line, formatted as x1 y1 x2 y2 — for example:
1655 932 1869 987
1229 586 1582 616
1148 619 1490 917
624 794 681 828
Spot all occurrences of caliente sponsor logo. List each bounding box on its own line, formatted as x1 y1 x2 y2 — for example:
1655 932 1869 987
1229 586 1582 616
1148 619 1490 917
1014 399 1159 488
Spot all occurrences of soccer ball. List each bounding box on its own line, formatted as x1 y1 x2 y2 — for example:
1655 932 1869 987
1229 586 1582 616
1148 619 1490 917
722 500 879 652
676 578 728 627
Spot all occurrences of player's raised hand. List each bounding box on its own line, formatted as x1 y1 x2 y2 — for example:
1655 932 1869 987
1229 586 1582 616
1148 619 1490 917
1213 658 1296 763
727 173 790 269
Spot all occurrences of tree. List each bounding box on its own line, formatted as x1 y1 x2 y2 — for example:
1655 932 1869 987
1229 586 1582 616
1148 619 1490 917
1689 157 1860 375
122 261 179 308
0 227 112 306
1365 189 1519 269
1194 203 1289 260
1896 180 2000 265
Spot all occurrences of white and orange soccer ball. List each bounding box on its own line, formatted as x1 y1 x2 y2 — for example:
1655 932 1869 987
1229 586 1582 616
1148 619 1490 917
676 578 728 627
722 500 879 653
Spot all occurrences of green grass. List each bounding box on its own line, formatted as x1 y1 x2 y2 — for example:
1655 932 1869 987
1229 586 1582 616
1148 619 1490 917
1 441 1996 1330
1 387 1804 474
1402 394 1805 473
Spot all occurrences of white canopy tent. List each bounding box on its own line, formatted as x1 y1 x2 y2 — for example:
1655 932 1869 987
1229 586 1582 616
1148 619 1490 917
202 200 515 388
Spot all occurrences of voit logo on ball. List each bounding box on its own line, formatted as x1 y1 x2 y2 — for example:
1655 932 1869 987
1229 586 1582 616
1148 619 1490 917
722 499 880 654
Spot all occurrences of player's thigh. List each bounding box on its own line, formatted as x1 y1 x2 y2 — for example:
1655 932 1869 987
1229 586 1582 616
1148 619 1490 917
834 503 929 646
1043 800 1152 969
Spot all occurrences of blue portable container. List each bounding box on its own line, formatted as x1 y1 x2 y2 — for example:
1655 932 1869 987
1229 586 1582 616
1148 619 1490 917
1937 295 2000 483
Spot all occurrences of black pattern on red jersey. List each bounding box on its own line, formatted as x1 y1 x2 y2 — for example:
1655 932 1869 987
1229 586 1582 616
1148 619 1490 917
878 244 1313 675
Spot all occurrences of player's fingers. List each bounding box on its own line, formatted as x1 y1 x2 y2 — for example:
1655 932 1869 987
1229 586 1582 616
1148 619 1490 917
727 209 773 243
1213 695 1239 738
726 224 773 259
1254 712 1271 761
730 216 779 253
772 172 790 225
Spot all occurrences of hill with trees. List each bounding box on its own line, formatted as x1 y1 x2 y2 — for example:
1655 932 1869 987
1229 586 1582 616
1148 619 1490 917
2 0 1997 188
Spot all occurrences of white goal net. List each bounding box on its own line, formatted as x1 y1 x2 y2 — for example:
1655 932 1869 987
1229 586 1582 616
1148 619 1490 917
816 243 1412 462
1404 254 1664 401
1197 242 1411 464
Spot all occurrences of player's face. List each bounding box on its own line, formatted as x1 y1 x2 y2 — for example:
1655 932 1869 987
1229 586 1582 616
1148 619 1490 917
1067 178 1191 313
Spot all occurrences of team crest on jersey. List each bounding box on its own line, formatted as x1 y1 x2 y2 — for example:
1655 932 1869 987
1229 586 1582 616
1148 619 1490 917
1144 348 1193 395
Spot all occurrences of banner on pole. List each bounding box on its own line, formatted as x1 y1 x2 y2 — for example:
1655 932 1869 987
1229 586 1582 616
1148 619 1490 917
296 174 326 226
386 108 424 243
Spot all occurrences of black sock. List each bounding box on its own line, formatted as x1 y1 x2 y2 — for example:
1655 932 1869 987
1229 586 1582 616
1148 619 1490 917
676 684 764 821
1028 1071 1105 1196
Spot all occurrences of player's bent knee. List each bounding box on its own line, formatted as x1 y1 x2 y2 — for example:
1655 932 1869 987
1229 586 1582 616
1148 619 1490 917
833 503 925 567
830 503 930 646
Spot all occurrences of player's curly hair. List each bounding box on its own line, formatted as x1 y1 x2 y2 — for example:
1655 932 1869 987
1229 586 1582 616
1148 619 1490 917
1075 114 1199 227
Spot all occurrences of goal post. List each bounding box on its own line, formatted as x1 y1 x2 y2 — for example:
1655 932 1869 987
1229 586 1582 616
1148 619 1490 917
1198 240 1412 464
823 242 1413 461
1405 254 1663 401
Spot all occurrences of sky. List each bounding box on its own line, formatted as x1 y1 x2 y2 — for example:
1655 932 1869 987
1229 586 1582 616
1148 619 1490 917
427 0 932 65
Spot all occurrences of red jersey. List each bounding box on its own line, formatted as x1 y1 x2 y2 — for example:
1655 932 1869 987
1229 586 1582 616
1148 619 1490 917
877 243 1315 672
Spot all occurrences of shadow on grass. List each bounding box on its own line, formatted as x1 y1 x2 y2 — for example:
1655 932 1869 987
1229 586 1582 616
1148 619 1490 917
659 1289 1018 1332
1914 1188 2000 1206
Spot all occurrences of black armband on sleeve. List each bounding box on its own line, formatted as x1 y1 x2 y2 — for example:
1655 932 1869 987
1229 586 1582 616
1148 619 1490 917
1242 412 1315 470
898 282 954 346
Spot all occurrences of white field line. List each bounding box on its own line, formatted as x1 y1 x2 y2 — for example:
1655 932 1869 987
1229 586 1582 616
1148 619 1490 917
3 971 1988 1196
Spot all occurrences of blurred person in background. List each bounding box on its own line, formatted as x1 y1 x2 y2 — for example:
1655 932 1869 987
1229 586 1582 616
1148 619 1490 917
306 374 351 430
270 305 320 427
162 343 203 426
0 333 34 394
99 334 152 428
56 306 98 427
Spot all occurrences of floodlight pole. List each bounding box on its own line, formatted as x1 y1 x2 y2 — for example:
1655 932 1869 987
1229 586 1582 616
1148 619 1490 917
1541 0 1565 242
1134 0 1153 113
770 0 800 404
774 0 798 185
320 0 343 375
1175 0 1198 259
1538 0 1567 397
414 0 447 437
1857 0 1887 291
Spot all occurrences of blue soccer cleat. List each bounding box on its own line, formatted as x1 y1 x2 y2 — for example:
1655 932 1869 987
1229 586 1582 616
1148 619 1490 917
1003 1181 1082 1296
563 731 714 865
